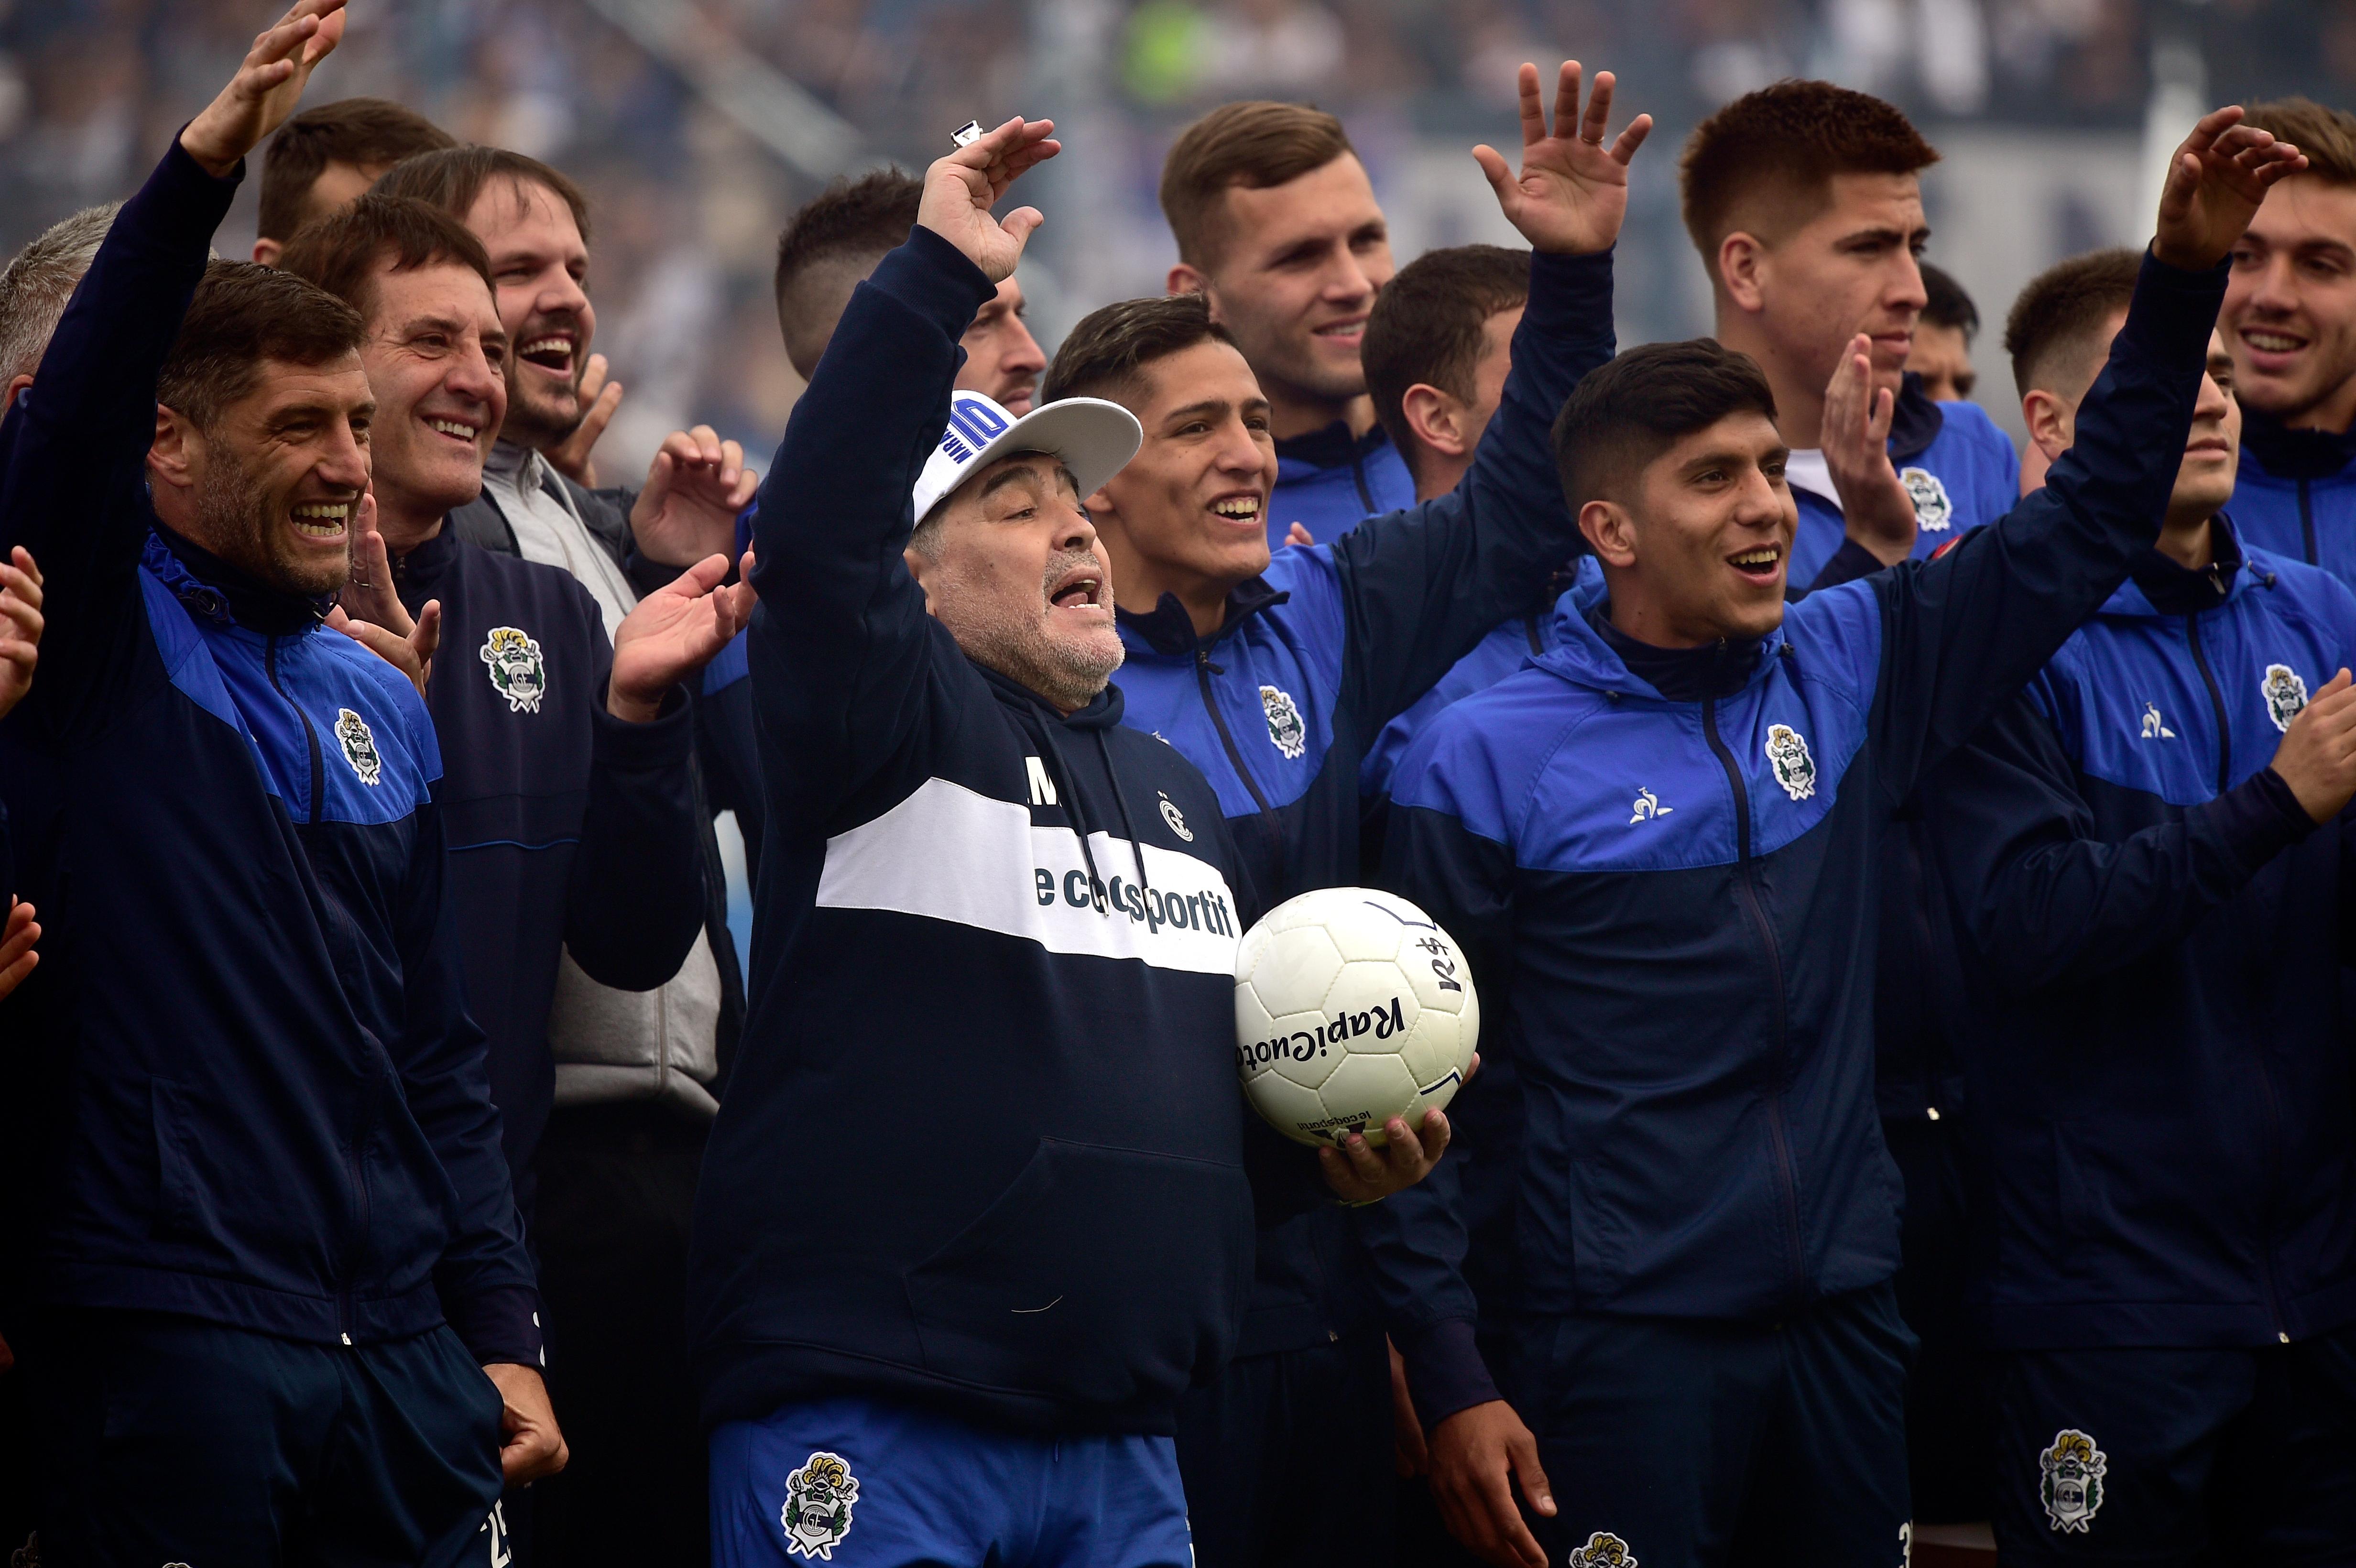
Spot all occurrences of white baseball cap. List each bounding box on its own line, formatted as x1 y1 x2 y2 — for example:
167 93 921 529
911 392 1143 525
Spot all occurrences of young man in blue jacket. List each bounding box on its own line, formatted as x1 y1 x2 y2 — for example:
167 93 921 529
690 117 1445 1568
0 3 567 1559
1365 109 2304 1568
1929 255 2356 1562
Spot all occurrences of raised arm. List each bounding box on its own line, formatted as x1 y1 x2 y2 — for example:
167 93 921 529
744 118 1054 825
1858 108 2309 797
1333 62 1644 728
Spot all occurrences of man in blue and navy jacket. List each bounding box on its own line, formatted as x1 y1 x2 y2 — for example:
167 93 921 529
1926 301 2356 1558
1361 111 2302 1568
1045 64 1646 1568
0 9 564 1560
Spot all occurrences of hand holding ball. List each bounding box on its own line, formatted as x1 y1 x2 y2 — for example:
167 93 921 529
1234 888 1480 1147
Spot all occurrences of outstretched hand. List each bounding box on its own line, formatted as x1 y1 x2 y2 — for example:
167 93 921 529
916 117 1060 284
631 425 759 567
1821 336 1917 566
181 0 349 177
1474 61 1652 257
2153 106 2307 272
608 549 756 722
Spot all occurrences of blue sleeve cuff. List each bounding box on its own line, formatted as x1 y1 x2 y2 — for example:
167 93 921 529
446 1282 545 1369
864 225 999 345
1399 1315 1501 1429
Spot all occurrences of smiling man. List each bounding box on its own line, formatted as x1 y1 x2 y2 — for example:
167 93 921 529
1162 101 1414 547
1687 81 2018 584
2223 99 2356 588
1362 110 2303 1568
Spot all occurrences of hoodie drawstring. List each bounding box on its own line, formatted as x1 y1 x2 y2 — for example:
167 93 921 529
1034 719 1109 913
1095 729 1152 892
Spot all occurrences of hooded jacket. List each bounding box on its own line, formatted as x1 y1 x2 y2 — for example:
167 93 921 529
1358 250 2230 1428
0 141 538 1365
1920 523 2356 1349
2228 407 2356 588
689 228 1274 1437
1266 419 1418 549
1787 376 2019 585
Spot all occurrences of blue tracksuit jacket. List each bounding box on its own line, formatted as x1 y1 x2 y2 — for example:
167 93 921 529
1363 250 2230 1426
2228 408 2356 586
1266 419 1417 550
0 141 538 1363
1788 376 2019 584
1920 523 2356 1349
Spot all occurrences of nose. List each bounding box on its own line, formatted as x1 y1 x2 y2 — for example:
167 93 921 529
1323 248 1375 306
1734 465 1786 528
2192 364 2232 425
1059 505 1099 556
2247 250 2299 315
539 266 592 332
1891 251 1928 316
1005 314 1046 376
1211 415 1268 480
452 340 506 420
323 416 371 493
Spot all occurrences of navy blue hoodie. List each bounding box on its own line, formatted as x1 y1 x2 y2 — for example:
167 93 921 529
1921 524 2356 1349
2230 408 2356 588
1360 250 2230 1427
1266 419 1417 549
688 229 1288 1436
0 141 538 1364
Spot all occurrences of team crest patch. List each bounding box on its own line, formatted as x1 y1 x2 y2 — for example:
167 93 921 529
2263 663 2309 731
1765 723 1817 801
780 1450 859 1561
2039 1428 2106 1533
1159 792 1195 841
335 708 382 786
480 626 547 714
1567 1531 1636 1567
1899 466 1953 531
1261 684 1307 760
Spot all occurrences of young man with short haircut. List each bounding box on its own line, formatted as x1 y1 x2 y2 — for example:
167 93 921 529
1910 261 1981 402
0 6 570 1557
690 116 1444 1568
1162 100 1413 547
1365 110 2301 1568
1925 250 2356 1565
2225 98 2356 587
1056 63 1644 1568
251 94 454 265
1683 80 2018 582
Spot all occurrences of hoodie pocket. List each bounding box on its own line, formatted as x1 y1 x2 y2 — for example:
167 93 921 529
904 1137 1253 1409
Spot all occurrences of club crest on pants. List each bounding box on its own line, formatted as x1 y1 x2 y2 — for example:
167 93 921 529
1261 684 1307 760
781 1450 859 1560
480 625 547 714
2263 663 2309 731
2039 1428 2106 1533
1765 723 1817 801
1567 1530 1636 1567
1899 466 1952 531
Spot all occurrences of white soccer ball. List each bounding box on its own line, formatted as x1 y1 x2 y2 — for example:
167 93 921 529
1233 887 1480 1148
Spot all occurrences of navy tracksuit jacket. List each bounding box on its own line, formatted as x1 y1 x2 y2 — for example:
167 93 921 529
388 529 706 1198
2230 407 2356 587
1265 420 1417 550
1788 375 2018 585
1921 523 2356 1350
0 141 538 1366
1362 249 2230 1427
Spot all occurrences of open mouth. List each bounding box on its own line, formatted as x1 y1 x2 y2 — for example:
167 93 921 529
2242 327 2308 356
1728 544 1782 583
518 335 575 376
425 416 480 444
1313 317 1367 344
1211 494 1263 528
291 501 352 540
1048 569 1104 612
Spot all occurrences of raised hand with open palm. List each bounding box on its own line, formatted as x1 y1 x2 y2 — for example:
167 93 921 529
1473 61 1653 259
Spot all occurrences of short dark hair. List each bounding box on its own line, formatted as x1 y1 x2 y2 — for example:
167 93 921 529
1680 81 1938 279
275 193 495 322
1363 244 1529 481
1160 101 1356 268
2003 249 2139 401
1043 293 1239 407
257 98 456 243
2246 98 2356 186
155 261 366 431
1920 262 1978 340
1551 340 1779 527
772 169 922 374
372 146 593 246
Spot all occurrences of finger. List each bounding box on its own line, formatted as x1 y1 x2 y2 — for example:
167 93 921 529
1379 1115 1427 1172
2182 104 2247 159
1000 207 1047 254
9 545 39 590
1552 60 1583 144
2161 149 2203 216
0 587 43 642
669 553 735 599
2253 147 2310 188
577 353 611 404
719 437 745 489
1609 113 1655 165
1340 1129 1389 1187
579 375 623 438
1418 1106 1453 1163
738 548 759 588
1511 63 1544 148
1868 384 1896 446
412 600 442 666
0 559 43 608
1471 1449 1544 1568
1286 521 1314 547
690 424 725 467
728 468 761 510
1508 1427 1556 1518
1580 68 1614 146
1471 144 1515 207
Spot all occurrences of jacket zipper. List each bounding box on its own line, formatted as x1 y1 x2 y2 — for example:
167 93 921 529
1196 650 1282 853
1701 697 1809 1300
2298 478 2317 565
265 635 326 824
1350 453 1375 515
1523 614 1543 654
2184 615 2232 793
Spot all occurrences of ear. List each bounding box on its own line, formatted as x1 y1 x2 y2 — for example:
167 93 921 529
902 545 939 617
1401 383 1468 458
2022 389 2073 465
1166 262 1210 301
251 236 284 267
147 403 202 496
1579 499 1638 569
1 374 32 418
1717 232 1768 316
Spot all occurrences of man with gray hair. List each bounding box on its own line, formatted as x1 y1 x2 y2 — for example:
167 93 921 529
0 204 121 423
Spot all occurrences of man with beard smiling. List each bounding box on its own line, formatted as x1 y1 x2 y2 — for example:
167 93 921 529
0 4 565 1559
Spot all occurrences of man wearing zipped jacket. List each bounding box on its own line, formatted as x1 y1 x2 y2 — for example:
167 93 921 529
0 5 565 1559
1921 304 2356 1557
689 119 1447 1568
1360 111 2308 1568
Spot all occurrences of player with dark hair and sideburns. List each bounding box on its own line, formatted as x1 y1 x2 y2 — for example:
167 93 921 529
0 5 571 1560
1360 109 2304 1568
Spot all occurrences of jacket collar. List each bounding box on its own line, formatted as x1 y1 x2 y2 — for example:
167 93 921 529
1117 576 1291 657
2099 514 2263 618
387 523 462 596
2238 404 2356 480
1887 371 1946 463
144 525 332 636
1537 595 1784 703
972 657 1127 730
1274 418 1394 474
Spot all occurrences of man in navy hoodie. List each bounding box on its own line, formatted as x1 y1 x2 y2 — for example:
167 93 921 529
1365 109 2304 1568
1928 257 2356 1562
690 116 1446 1568
0 2 564 1560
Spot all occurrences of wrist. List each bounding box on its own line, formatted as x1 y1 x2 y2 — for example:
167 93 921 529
176 123 244 180
606 684 665 724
